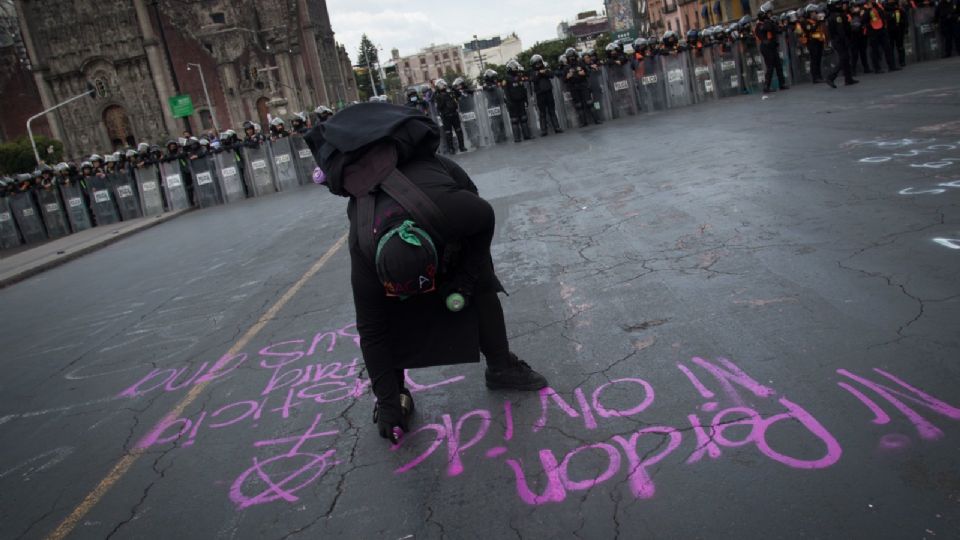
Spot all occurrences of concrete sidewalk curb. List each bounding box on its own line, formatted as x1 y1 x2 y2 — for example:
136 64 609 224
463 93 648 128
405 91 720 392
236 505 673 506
0 209 192 289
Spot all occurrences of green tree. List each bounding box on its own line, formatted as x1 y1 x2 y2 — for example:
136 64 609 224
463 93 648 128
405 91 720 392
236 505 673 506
516 36 578 69
0 135 63 175
355 34 383 97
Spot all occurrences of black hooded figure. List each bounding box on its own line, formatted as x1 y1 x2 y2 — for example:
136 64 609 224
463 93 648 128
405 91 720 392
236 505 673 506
304 103 547 443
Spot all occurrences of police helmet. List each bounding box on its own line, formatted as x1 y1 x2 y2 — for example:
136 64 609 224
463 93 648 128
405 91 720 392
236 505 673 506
452 77 465 88
149 144 162 154
435 78 448 89
506 59 521 72
686 29 700 43
633 37 650 53
199 138 209 147
564 47 579 60
125 149 137 159
54 162 69 172
604 42 618 54
89 153 103 163
759 1 774 15
269 117 285 127
483 68 498 79
662 30 679 47
530 54 544 66
80 160 93 170
137 142 149 153
104 153 119 163
738 15 753 29
242 120 255 130
557 54 568 66
292 112 307 124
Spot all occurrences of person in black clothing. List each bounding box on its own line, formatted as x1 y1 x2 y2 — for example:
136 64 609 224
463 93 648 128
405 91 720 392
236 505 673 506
800 3 828 83
563 48 602 127
528 54 563 136
883 0 909 66
433 79 467 153
291 112 310 134
604 41 629 66
315 106 335 124
242 121 266 147
755 1 789 92
502 60 532 143
826 0 861 87
848 0 871 75
303 103 548 443
863 0 900 72
937 0 960 57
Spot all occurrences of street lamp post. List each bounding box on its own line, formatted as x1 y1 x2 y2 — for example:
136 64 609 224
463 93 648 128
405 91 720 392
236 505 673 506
473 34 485 72
186 63 219 133
26 86 95 166
362 46 379 98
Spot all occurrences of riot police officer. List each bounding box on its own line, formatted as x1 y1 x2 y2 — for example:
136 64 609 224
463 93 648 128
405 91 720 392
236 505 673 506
755 2 789 92
314 106 334 124
269 117 289 140
864 0 900 72
801 3 828 82
849 0 871 75
291 112 309 134
562 48 602 127
882 0 908 66
528 54 562 136
404 88 429 116
433 79 468 153
242 121 266 147
502 60 532 143
826 0 861 86
936 0 960 58
604 41 629 66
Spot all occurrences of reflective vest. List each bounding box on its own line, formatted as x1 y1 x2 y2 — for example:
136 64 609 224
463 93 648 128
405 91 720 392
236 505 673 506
868 7 884 30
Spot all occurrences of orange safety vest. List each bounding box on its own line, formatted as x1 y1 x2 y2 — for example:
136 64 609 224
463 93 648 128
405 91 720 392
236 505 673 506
868 7 884 30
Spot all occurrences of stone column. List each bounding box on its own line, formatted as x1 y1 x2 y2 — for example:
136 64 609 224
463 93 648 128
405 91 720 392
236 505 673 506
274 51 301 113
13 0 64 142
133 0 179 136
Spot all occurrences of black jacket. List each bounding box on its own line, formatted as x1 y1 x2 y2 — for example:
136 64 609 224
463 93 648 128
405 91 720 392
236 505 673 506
434 89 459 117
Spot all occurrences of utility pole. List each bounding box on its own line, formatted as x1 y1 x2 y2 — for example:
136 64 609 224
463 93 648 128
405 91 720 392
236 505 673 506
186 63 219 133
472 35 485 72
27 86 95 166
362 45 379 97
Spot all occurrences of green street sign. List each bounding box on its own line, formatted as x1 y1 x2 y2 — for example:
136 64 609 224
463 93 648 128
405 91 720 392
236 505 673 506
612 28 638 41
168 94 194 118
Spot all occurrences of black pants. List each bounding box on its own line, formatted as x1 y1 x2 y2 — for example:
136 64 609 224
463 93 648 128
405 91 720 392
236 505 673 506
945 21 960 58
868 30 897 71
849 36 870 74
505 100 531 142
828 41 854 83
809 40 825 81
889 26 907 65
569 86 601 126
535 92 562 134
441 114 465 152
761 43 786 90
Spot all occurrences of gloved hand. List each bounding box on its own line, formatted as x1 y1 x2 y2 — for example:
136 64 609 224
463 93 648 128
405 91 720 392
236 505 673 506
372 389 414 443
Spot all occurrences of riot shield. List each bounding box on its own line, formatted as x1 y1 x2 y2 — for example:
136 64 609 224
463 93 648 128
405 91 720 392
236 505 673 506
59 182 93 232
713 46 742 98
87 176 121 226
606 63 638 118
269 138 299 191
690 49 718 103
587 67 610 121
822 44 840 78
291 137 315 185
660 53 693 109
773 37 793 90
480 87 509 144
109 171 142 221
903 11 917 64
552 79 579 129
9 191 47 243
213 151 247 203
159 161 190 211
0 196 23 249
36 187 70 239
736 40 764 94
135 165 164 217
525 86 540 140
788 33 813 85
634 56 667 112
242 145 276 197
190 157 222 208
912 7 939 62
457 92 483 150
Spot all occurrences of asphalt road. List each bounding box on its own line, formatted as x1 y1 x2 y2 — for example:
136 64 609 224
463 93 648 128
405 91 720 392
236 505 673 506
2 58 959 540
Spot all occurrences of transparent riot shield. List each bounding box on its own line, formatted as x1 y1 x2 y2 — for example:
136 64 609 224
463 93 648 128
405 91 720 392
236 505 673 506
912 7 939 62
269 138 299 192
457 92 483 150
587 67 610 121
788 33 813 85
773 37 793 90
190 157 222 208
9 191 47 243
109 171 142 221
659 53 693 109
822 43 840 78
36 187 70 239
713 46 742 98
690 49 719 103
525 86 540 140
480 87 509 144
213 151 247 203
902 11 917 63
290 137 315 185
634 56 667 112
0 196 22 249
134 165 164 217
59 182 93 232
86 175 121 226
606 63 638 118
736 40 764 94
243 145 276 197
552 79 580 128
159 161 190 211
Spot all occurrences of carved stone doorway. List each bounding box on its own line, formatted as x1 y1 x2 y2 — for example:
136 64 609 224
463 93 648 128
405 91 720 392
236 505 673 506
256 97 270 129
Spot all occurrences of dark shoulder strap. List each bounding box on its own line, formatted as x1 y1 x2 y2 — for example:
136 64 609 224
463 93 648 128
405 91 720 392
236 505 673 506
380 169 452 245
357 194 377 263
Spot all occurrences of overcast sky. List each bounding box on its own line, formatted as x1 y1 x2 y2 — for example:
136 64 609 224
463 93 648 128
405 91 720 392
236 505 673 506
327 0 606 62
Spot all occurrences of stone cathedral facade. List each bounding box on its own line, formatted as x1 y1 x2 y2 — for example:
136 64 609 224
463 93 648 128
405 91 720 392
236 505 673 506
8 0 357 158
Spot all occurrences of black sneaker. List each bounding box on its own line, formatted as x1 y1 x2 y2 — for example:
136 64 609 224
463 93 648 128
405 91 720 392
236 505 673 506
486 354 548 390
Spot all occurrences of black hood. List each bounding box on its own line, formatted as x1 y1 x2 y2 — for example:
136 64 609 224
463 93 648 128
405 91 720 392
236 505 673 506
304 102 440 197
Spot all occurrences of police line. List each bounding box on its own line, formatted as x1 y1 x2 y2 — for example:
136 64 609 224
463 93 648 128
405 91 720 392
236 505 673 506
0 137 316 250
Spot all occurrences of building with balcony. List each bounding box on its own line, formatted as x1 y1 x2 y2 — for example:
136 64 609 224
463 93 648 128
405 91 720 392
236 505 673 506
396 44 466 88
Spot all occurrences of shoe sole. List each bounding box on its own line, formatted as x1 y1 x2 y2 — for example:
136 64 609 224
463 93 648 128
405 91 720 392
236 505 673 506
485 379 549 391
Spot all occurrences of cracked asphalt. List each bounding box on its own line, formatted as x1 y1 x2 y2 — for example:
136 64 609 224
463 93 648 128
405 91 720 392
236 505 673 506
2 58 959 540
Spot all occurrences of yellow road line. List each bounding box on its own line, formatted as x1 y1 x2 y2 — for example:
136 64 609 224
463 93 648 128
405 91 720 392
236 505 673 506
45 232 348 540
